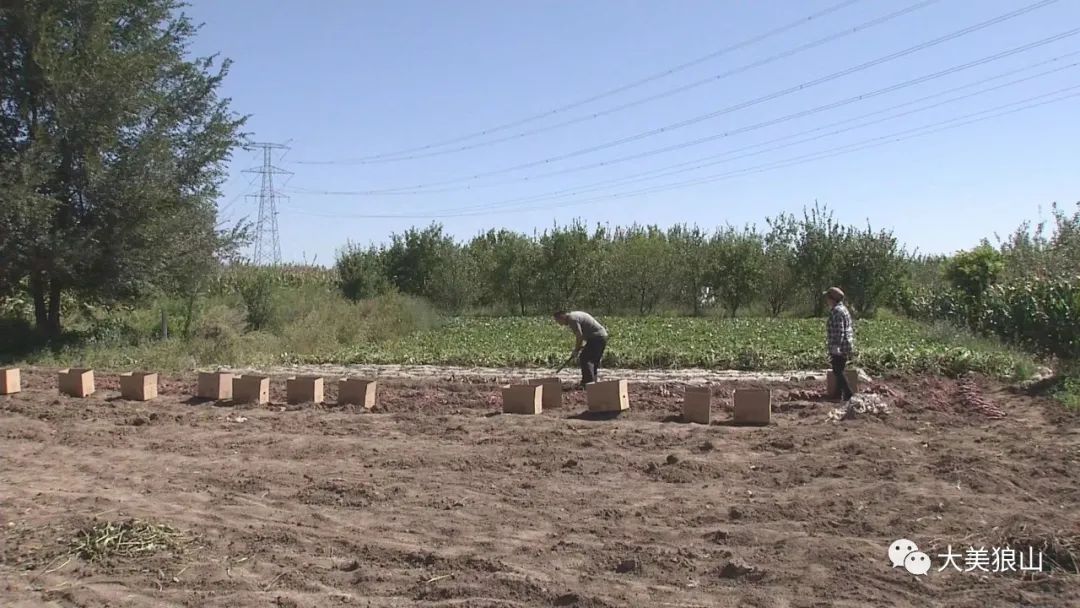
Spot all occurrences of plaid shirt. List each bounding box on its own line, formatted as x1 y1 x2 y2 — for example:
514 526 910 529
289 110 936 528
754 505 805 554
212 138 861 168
827 302 855 356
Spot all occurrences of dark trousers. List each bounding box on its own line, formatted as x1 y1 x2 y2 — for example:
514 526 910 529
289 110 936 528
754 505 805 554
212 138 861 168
580 337 607 385
831 354 853 401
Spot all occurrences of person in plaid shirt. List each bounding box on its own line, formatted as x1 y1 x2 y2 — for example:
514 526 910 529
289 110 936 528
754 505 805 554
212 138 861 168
824 286 855 401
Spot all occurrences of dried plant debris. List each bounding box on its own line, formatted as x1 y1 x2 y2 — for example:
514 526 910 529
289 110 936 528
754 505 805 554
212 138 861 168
826 394 890 422
72 519 190 562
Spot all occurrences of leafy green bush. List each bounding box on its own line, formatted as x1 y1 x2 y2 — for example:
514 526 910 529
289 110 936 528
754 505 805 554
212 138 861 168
336 244 392 302
235 270 278 331
905 276 1080 360
944 244 1005 301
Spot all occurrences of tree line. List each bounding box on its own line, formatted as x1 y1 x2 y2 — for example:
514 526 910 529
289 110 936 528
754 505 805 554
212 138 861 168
335 203 910 318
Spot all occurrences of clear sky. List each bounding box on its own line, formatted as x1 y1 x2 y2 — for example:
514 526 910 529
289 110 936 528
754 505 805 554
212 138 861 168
183 0 1080 265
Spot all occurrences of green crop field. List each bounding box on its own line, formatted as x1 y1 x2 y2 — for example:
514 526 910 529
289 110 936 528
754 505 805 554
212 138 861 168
318 316 1036 378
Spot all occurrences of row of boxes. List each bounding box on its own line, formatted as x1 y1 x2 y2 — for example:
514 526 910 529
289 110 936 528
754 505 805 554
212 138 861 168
55 368 158 401
501 379 768 424
502 378 632 415
0 368 377 408
194 372 378 407
5 366 859 420
502 369 861 425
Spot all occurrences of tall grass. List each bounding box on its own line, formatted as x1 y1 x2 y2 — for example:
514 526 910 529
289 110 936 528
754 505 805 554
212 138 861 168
7 286 441 371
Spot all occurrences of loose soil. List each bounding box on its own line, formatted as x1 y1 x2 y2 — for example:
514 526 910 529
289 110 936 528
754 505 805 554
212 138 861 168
1 368 1077 607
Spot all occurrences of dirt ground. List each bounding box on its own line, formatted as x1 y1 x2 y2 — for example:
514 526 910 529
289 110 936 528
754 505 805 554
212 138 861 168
1 368 1077 608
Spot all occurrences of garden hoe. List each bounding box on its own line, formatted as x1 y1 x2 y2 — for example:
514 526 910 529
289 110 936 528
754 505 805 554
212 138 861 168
554 352 576 374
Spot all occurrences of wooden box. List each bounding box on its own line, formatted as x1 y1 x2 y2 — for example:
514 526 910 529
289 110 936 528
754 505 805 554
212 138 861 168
233 375 269 404
0 368 20 395
339 378 377 409
59 368 95 398
683 386 711 424
733 388 771 426
119 372 158 401
197 371 233 400
586 380 629 413
502 384 542 415
287 376 324 404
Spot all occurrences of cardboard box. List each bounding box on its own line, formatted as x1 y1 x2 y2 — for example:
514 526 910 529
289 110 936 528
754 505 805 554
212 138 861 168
287 376 324 404
59 368 95 398
119 372 158 401
197 371 233 400
733 388 771 426
683 386 711 424
0 368 20 395
527 377 563 409
339 378 377 409
233 375 269 404
826 369 860 398
502 384 542 415
586 379 629 413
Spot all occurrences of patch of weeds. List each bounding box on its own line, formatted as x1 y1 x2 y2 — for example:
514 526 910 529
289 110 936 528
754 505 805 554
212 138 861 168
1053 375 1080 412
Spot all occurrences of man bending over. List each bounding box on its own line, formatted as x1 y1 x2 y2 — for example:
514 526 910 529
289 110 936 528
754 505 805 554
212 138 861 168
553 310 608 388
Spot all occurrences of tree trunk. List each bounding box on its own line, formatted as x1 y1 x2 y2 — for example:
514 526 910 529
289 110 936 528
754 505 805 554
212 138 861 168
31 274 48 331
770 299 783 317
47 279 62 335
182 291 197 338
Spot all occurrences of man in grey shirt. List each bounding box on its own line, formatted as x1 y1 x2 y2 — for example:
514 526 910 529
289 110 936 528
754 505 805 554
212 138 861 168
553 310 609 387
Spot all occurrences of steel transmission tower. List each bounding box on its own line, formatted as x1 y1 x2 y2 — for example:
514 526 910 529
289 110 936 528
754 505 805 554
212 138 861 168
242 142 292 265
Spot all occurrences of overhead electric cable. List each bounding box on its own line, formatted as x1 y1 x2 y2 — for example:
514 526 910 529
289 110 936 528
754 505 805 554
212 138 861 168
304 0 869 163
302 0 1060 193
287 27 1079 198
280 84 1080 219
298 0 939 165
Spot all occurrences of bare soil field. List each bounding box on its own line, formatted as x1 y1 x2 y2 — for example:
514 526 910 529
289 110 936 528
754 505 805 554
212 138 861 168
1 368 1077 607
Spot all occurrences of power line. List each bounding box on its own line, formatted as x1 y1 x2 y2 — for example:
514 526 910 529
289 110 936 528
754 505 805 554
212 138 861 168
305 0 868 164
286 28 1080 198
480 86 1080 217
242 142 292 265
302 0 1060 194
217 172 261 224
279 84 1080 219
548 86 1080 209
297 0 939 165
357 53 1080 215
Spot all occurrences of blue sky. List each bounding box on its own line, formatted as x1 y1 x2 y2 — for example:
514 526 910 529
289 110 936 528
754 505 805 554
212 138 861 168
184 0 1080 265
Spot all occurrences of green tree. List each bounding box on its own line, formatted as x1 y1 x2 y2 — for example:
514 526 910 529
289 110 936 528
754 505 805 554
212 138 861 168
335 242 392 302
429 245 478 313
616 225 673 315
708 225 764 317
668 224 711 315
467 229 538 315
383 223 458 302
536 221 601 310
793 203 846 316
762 213 799 317
944 243 1005 300
835 224 908 317
0 0 245 335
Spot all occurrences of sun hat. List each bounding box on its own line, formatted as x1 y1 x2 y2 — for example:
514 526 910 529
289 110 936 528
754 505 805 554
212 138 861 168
823 286 845 301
